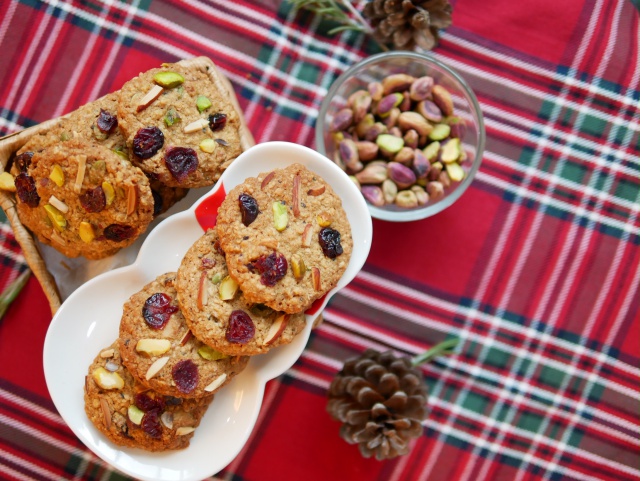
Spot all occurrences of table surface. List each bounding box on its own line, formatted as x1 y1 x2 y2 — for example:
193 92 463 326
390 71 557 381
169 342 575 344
1 1 639 480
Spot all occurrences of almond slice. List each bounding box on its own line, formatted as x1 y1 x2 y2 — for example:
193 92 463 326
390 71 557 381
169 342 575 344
197 271 209 309
179 330 193 346
126 184 137 215
48 195 69 213
73 155 87 193
311 267 321 291
263 314 289 346
100 349 115 358
183 118 209 133
50 229 66 246
301 224 313 247
307 185 325 196
137 84 163 112
176 426 196 436
100 398 112 429
204 373 227 392
261 171 275 190
292 174 301 217
145 356 170 380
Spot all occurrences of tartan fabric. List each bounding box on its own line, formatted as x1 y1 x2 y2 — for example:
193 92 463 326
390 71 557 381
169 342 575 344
0 0 639 480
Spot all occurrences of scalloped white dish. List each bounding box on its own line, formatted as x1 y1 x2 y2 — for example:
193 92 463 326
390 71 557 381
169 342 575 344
43 142 372 481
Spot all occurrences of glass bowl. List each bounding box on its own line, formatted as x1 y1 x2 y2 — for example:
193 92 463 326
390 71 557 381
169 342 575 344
316 51 485 222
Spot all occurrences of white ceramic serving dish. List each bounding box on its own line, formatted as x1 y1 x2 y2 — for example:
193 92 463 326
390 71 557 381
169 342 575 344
43 141 372 481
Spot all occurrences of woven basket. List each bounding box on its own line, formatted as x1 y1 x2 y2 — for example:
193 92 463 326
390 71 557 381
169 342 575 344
0 57 255 315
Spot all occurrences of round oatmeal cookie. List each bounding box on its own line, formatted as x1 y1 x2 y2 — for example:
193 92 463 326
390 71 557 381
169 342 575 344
117 62 242 188
215 163 353 314
14 139 154 259
176 229 308 356
84 340 213 452
119 272 249 398
13 93 188 216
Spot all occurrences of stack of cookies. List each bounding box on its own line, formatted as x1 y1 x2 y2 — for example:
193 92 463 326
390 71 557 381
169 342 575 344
6 61 242 259
84 163 353 451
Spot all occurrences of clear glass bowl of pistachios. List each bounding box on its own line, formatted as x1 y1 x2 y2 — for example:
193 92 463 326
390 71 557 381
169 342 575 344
316 51 485 222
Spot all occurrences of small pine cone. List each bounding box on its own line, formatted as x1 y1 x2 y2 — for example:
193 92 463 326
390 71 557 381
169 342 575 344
327 349 428 460
362 0 453 51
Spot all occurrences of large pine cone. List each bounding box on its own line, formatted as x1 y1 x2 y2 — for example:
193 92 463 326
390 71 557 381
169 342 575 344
327 349 428 460
363 0 453 51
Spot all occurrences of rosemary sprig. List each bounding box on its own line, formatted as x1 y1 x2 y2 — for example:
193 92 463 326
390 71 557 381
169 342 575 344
411 338 458 366
289 0 386 49
0 268 30 320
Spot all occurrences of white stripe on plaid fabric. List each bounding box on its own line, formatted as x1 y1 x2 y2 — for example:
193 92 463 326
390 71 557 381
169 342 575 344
476 169 639 235
439 51 640 132
0 448 64 481
353 271 640 385
0 388 67 426
441 32 640 109
481 106 640 178
87 2 141 104
456 3 637 478
0 413 106 475
319 309 640 446
285 358 640 480
483 149 639 216
1 1 70 129
527 7 640 479
54 1 114 118
0 0 18 43
0 226 27 267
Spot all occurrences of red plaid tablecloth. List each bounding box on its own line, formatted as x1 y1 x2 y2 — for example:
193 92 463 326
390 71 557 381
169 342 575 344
1 1 639 480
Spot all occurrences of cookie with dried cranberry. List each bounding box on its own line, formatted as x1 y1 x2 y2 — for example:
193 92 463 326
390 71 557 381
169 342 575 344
215 163 353 314
119 272 249 399
14 139 154 259
13 94 188 216
84 340 213 452
117 63 242 188
176 229 307 356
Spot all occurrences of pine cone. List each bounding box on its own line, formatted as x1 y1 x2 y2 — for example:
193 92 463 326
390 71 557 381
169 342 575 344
327 349 428 460
362 0 453 51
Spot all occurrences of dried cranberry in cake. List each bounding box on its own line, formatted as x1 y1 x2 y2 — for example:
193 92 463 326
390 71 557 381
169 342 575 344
226 310 255 343
248 252 288 286
238 193 259 226
15 173 40 207
13 151 33 173
142 292 179 329
141 409 162 438
151 189 163 217
208 113 227 131
96 109 118 133
318 227 343 259
172 360 198 394
164 146 198 182
79 186 106 213
103 224 136 242
133 126 164 159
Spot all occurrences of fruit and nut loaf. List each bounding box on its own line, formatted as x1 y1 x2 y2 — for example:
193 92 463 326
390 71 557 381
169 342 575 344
215 163 353 314
85 341 214 451
329 73 468 209
117 63 242 188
